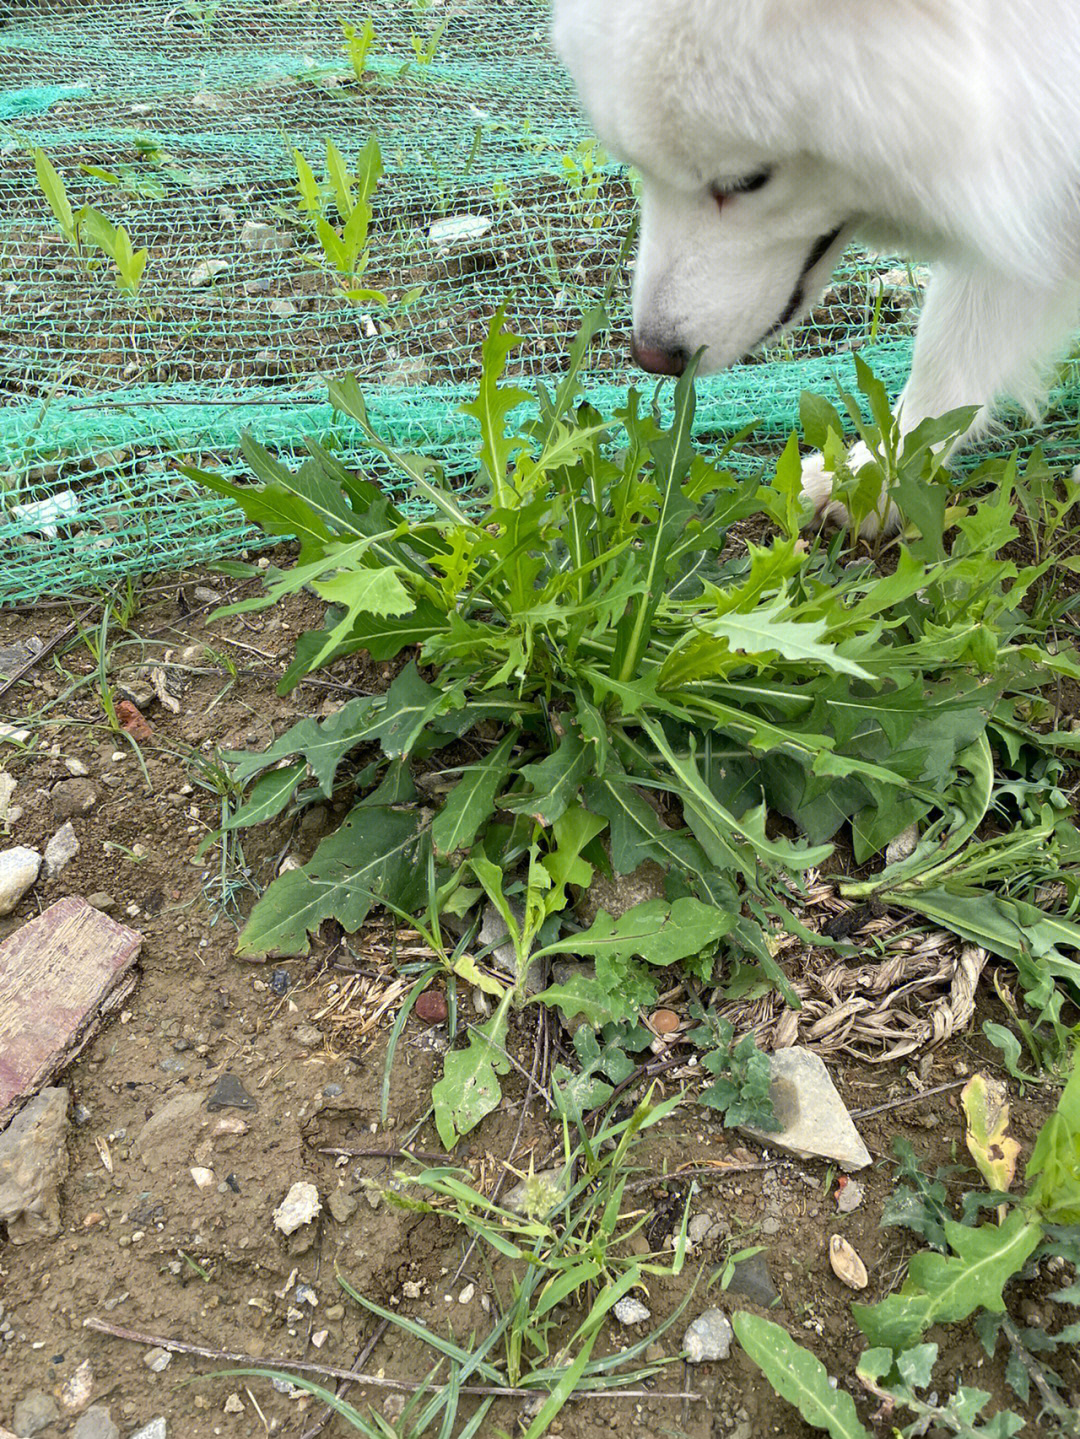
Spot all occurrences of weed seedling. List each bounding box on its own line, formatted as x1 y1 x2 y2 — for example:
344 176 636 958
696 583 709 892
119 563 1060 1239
33 148 149 296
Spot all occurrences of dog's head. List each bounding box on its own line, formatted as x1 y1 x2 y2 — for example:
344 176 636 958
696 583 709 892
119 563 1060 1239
552 0 856 375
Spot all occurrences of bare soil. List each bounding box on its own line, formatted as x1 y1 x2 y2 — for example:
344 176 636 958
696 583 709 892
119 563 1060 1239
0 568 1074 1439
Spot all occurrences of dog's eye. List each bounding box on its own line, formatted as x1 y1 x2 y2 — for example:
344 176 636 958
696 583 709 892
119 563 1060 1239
711 168 773 208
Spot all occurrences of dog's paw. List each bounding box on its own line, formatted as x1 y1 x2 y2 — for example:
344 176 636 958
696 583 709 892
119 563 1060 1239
799 442 900 539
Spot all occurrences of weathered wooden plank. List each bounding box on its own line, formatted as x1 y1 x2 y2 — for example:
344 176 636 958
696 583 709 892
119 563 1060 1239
0 896 142 1123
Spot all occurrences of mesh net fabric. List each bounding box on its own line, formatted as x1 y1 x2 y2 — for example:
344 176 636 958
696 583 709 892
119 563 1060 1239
2 0 1078 603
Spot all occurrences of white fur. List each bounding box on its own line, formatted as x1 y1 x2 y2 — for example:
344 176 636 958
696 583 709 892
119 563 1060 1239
552 0 1080 531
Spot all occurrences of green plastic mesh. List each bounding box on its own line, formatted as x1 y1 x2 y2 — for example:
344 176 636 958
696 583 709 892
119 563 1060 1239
2 0 1079 603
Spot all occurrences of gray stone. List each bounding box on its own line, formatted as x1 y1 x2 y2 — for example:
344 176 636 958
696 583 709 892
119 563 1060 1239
576 860 667 926
133 1091 205 1171
50 777 97 819
837 1178 866 1213
0 638 43 677
142 1347 171 1372
722 1251 779 1307
613 1296 651 1326
44 821 80 878
86 892 116 912
739 1047 871 1172
273 1181 321 1235
0 1087 69 1242
428 214 491 245
479 902 546 993
269 298 299 319
129 1421 166 1439
683 1308 734 1363
326 1187 357 1223
688 1211 724 1246
240 220 295 253
189 259 229 288
0 772 18 825
293 1024 323 1048
206 1073 256 1112
0 845 41 914
72 1405 119 1439
13 1390 59 1436
64 757 89 777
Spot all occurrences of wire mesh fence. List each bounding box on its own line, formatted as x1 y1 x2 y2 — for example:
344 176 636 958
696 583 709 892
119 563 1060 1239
2 0 1078 602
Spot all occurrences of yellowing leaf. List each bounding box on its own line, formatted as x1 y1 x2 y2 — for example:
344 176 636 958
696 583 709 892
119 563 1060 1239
962 1073 1020 1193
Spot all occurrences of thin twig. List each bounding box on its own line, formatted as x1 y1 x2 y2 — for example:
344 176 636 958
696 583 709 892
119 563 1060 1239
0 606 95 701
624 1162 772 1194
82 1316 700 1401
849 1079 966 1120
300 1318 390 1439
317 1147 446 1164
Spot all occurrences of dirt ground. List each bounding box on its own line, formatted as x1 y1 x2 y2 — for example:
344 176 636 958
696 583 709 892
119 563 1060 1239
0 567 1073 1439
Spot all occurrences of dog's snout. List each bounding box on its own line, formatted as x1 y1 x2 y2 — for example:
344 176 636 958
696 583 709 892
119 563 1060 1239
630 335 689 376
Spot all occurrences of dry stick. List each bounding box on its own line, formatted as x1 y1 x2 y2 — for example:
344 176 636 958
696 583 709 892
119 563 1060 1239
300 1318 390 1439
848 1079 967 1121
83 1316 700 1402
624 1162 772 1194
0 606 95 702
318 1146 446 1164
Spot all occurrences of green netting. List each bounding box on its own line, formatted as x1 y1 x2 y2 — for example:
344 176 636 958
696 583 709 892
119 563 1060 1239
3 0 1079 604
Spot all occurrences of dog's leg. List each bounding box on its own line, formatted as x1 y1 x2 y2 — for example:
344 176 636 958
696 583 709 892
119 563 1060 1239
801 264 1080 536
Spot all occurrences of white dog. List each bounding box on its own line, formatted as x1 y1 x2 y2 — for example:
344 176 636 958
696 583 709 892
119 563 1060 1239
552 0 1080 531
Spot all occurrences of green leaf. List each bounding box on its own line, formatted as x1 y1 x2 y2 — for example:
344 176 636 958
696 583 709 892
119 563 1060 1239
852 1210 1043 1351
458 304 531 505
732 1312 872 1439
235 804 428 957
225 692 380 793
612 352 698 683
369 661 454 759
536 897 732 966
34 148 75 238
431 732 517 857
532 971 638 1028
306 566 414 670
432 993 511 1149
504 730 591 826
198 761 306 855
684 594 871 680
1026 1045 1080 1224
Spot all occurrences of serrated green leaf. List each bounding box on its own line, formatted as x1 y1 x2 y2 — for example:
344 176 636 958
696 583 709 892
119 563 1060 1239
536 897 732 966
458 305 530 504
236 803 428 958
504 730 591 826
853 1211 1043 1351
681 595 871 680
306 566 414 670
532 972 637 1028
733 1312 872 1439
1026 1046 1080 1224
225 692 380 792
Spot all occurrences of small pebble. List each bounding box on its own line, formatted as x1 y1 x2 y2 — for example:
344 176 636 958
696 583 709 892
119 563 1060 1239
414 989 448 1024
143 1347 172 1373
270 968 290 997
613 1296 651 1326
683 1308 733 1363
836 1178 865 1213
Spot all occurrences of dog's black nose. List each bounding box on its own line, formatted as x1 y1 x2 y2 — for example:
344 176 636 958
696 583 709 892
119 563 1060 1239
630 336 688 376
